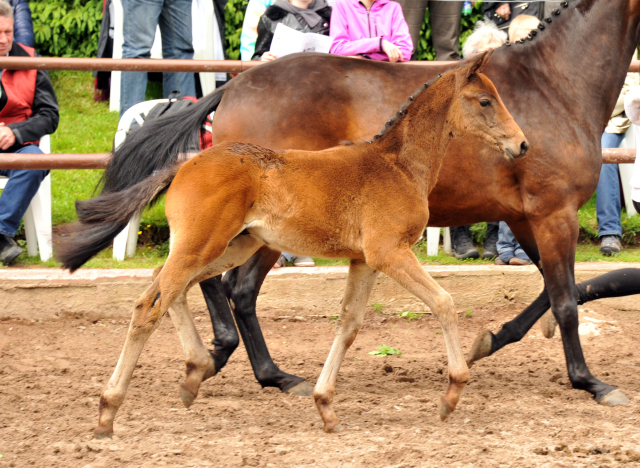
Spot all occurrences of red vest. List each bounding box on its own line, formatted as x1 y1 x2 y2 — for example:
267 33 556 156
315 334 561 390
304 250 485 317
0 44 37 126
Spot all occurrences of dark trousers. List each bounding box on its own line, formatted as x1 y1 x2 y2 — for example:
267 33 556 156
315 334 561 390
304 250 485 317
395 0 462 60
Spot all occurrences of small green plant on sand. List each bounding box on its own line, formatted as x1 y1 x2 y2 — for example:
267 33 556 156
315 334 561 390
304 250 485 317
369 345 402 357
370 302 386 314
464 309 474 318
398 310 424 321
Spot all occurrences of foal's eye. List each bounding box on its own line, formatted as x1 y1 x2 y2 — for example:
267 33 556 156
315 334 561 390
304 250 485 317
480 99 491 107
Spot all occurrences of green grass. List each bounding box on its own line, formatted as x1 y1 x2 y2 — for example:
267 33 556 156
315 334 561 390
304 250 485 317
6 70 640 268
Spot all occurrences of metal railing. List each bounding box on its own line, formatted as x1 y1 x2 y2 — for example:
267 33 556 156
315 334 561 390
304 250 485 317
0 57 636 169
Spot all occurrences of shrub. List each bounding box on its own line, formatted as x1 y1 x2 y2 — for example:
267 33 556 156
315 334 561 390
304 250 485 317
29 0 103 57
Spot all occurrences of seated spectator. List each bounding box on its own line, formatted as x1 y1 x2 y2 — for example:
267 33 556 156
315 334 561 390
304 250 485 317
449 20 506 260
252 0 331 61
330 0 412 62
507 13 541 43
0 0 59 265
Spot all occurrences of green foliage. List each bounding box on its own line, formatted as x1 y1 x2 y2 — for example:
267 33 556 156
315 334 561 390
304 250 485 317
370 302 386 314
416 2 485 61
225 0 249 60
29 0 103 57
398 310 424 321
464 309 473 318
369 345 402 357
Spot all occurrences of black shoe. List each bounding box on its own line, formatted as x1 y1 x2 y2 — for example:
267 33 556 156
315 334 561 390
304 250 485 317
0 234 22 265
481 222 499 259
450 226 480 260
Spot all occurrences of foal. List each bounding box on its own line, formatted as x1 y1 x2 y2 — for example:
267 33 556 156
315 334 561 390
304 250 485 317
63 53 527 436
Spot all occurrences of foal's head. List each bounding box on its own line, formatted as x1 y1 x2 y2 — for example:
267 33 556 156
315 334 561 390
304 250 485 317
449 51 529 160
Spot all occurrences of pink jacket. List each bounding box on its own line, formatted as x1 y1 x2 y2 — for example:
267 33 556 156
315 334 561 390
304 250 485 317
329 0 413 62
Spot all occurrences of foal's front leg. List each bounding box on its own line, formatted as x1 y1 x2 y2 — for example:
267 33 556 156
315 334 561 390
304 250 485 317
368 246 469 421
314 259 379 432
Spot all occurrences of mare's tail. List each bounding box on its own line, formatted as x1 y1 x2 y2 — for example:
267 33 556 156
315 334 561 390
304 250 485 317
99 86 226 194
56 167 180 272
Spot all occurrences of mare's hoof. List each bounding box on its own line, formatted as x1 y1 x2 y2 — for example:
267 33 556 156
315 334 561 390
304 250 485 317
93 427 114 439
285 380 314 397
324 423 344 433
467 330 493 367
179 385 197 408
539 311 557 339
597 389 630 406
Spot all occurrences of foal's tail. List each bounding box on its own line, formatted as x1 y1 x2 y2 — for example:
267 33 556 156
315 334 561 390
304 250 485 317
99 86 226 195
56 167 180 272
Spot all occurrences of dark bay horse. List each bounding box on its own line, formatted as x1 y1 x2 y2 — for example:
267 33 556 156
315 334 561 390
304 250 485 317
60 57 527 436
61 0 638 406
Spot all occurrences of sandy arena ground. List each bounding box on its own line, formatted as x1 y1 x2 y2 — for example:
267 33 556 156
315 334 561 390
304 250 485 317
1 293 639 467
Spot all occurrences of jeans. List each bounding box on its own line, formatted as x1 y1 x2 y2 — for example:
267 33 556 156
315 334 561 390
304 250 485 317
120 0 196 117
0 145 49 237
496 221 527 257
596 131 625 238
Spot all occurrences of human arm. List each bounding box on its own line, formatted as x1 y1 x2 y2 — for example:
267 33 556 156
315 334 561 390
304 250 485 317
329 1 383 57
252 15 275 60
11 0 35 47
385 4 412 62
6 69 59 145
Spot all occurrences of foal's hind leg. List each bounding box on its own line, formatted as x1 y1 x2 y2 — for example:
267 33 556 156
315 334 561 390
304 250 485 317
314 259 379 432
367 246 469 421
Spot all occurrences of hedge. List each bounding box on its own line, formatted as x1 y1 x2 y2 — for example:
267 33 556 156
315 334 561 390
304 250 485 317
28 0 484 60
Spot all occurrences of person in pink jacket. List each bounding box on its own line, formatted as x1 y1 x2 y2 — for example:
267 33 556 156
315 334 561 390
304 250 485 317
329 0 412 62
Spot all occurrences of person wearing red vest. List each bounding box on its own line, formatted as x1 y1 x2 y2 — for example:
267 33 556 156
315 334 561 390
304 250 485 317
0 0 58 265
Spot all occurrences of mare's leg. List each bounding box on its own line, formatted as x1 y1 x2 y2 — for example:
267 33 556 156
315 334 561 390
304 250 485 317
470 212 627 404
314 259 379 432
223 246 312 395
367 247 469 421
199 276 241 373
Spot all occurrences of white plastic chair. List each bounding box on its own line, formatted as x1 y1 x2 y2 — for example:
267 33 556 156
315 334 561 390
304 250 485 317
426 226 451 257
0 135 52 261
112 99 170 260
110 0 217 113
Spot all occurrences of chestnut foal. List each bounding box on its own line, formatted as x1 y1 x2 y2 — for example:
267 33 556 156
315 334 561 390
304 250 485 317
62 54 527 436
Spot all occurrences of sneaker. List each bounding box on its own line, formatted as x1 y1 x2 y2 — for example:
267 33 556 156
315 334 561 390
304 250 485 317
494 251 514 265
450 226 480 260
481 223 499 259
292 255 315 267
510 251 532 265
272 254 286 269
600 235 622 256
0 234 22 266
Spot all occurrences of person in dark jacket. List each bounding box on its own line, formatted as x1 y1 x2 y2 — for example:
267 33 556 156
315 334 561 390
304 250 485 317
9 0 33 47
0 0 59 265
252 0 331 61
483 2 543 31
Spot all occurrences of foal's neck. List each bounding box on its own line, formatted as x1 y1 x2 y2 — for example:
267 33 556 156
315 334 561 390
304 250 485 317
370 74 456 192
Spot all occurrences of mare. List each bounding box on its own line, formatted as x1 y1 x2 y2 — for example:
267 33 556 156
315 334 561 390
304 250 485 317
63 0 638 406
58 55 528 436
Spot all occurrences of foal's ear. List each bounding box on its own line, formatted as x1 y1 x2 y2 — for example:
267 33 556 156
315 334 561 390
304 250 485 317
461 50 493 80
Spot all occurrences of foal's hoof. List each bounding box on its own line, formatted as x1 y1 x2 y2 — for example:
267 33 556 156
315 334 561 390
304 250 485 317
439 397 454 422
285 380 314 397
597 389 630 406
539 311 557 339
467 330 494 367
324 422 344 433
93 426 114 439
179 385 197 408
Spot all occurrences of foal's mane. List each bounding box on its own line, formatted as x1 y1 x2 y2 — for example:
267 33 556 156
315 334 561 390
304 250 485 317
370 73 445 143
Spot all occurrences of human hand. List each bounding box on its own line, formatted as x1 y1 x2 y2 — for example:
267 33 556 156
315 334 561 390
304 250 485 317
382 39 403 63
496 3 511 20
261 52 278 62
0 123 15 150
